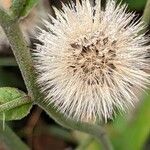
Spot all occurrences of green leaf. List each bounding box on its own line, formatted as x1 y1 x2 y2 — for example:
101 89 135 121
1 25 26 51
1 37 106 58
126 0 147 11
12 0 39 18
117 0 147 11
111 90 150 150
21 0 39 17
77 137 102 150
0 87 32 120
0 122 30 150
11 0 27 18
75 132 102 150
86 140 102 150
0 57 17 67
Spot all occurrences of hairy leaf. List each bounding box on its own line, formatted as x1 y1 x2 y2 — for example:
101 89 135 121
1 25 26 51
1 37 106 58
12 0 38 18
0 87 32 120
20 0 39 17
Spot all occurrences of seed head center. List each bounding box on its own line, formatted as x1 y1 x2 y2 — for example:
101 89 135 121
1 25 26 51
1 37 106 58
70 34 117 75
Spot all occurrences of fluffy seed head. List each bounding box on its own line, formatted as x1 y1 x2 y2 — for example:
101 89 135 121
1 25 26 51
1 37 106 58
34 0 150 122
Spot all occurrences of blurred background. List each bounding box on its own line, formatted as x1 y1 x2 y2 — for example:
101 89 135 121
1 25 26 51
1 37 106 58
0 0 149 150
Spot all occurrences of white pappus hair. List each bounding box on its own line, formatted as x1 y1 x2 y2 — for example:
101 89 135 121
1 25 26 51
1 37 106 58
34 0 150 122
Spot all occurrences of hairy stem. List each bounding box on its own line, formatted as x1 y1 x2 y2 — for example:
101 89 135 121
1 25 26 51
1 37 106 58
0 8 113 150
142 0 150 24
0 96 32 113
0 9 38 98
0 122 29 150
37 100 113 150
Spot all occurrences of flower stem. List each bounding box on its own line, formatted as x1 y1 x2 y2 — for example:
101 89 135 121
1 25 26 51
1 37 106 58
37 100 113 150
0 9 38 98
0 8 113 150
142 0 150 24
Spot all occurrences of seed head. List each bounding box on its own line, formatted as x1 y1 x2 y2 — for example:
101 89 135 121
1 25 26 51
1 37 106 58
34 0 150 122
